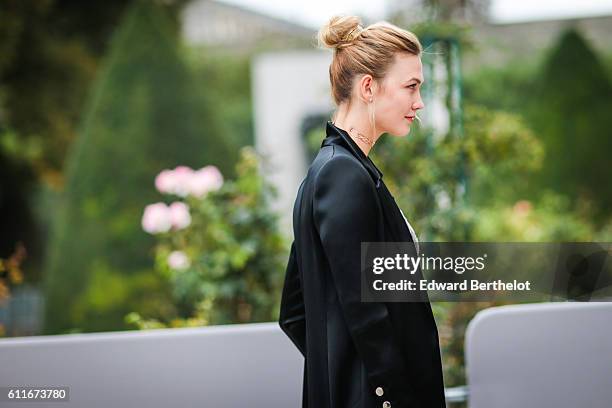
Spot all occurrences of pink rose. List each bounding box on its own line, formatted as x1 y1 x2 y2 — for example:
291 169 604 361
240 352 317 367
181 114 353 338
141 202 172 234
513 200 532 216
154 166 195 197
154 169 175 194
169 201 191 230
189 165 224 197
167 250 190 270
172 166 195 197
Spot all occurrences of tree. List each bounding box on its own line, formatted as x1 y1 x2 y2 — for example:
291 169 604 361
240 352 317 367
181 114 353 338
43 0 236 334
527 28 612 223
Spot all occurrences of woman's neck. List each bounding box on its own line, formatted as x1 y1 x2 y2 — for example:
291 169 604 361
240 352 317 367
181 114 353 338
332 107 381 156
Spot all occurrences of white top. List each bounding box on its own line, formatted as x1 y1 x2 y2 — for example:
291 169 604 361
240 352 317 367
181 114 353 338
398 207 420 256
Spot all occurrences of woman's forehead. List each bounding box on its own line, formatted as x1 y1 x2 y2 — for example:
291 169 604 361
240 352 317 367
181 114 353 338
388 54 424 82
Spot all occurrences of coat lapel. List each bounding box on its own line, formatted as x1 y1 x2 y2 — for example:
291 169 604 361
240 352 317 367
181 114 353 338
322 121 415 244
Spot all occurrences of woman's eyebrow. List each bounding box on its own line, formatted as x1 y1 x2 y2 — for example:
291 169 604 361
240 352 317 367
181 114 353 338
406 77 423 84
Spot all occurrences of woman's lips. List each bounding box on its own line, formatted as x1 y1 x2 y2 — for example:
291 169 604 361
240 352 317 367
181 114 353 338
405 116 415 123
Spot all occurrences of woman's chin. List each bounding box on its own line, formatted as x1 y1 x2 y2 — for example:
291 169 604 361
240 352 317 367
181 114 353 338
396 126 411 137
386 123 412 137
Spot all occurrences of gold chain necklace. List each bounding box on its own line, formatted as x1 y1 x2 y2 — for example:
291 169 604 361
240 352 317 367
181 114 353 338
349 127 374 147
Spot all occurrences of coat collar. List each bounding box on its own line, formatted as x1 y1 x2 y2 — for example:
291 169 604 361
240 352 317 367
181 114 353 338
322 121 417 248
322 121 383 184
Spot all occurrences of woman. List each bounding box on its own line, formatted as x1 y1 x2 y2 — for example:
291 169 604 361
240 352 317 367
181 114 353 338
279 15 446 408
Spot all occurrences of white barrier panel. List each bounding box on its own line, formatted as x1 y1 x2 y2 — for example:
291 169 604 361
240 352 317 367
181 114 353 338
0 322 304 408
465 302 612 408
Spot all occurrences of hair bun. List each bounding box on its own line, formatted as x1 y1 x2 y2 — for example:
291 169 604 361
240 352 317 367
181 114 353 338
317 15 363 50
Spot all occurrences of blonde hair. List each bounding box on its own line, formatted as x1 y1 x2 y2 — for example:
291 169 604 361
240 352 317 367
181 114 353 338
317 15 423 136
318 16 423 105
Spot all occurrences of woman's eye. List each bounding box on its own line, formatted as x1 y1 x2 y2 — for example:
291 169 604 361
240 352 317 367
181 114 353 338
406 84 417 89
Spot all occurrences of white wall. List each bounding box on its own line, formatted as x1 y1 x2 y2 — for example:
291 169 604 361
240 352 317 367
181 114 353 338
252 50 334 236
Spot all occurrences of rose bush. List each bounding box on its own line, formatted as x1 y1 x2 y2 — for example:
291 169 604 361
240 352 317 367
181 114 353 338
129 146 288 328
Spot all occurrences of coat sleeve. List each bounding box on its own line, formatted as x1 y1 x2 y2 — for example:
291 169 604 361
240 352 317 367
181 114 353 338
313 155 418 408
279 240 306 357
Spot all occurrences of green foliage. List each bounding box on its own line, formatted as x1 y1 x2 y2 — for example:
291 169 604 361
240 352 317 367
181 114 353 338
389 8 477 52
129 147 288 329
473 193 598 242
43 0 237 334
0 136 41 281
0 0 115 289
185 49 255 148
463 59 539 115
0 0 99 185
464 28 612 224
373 103 544 241
527 28 612 222
70 264 176 334
0 244 26 337
443 30 612 387
414 20 477 53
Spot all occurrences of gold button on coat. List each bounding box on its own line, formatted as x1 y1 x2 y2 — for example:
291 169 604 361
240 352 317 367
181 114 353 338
375 387 384 396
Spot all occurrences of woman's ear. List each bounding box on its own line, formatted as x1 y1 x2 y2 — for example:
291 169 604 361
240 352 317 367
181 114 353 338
358 74 375 103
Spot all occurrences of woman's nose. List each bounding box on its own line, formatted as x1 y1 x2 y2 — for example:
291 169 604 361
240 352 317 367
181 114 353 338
413 92 425 110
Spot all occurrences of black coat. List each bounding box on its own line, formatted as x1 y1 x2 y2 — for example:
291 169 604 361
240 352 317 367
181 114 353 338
279 121 446 408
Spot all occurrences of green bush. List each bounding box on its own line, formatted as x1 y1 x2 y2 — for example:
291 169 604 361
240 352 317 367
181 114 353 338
129 147 288 329
43 0 236 334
